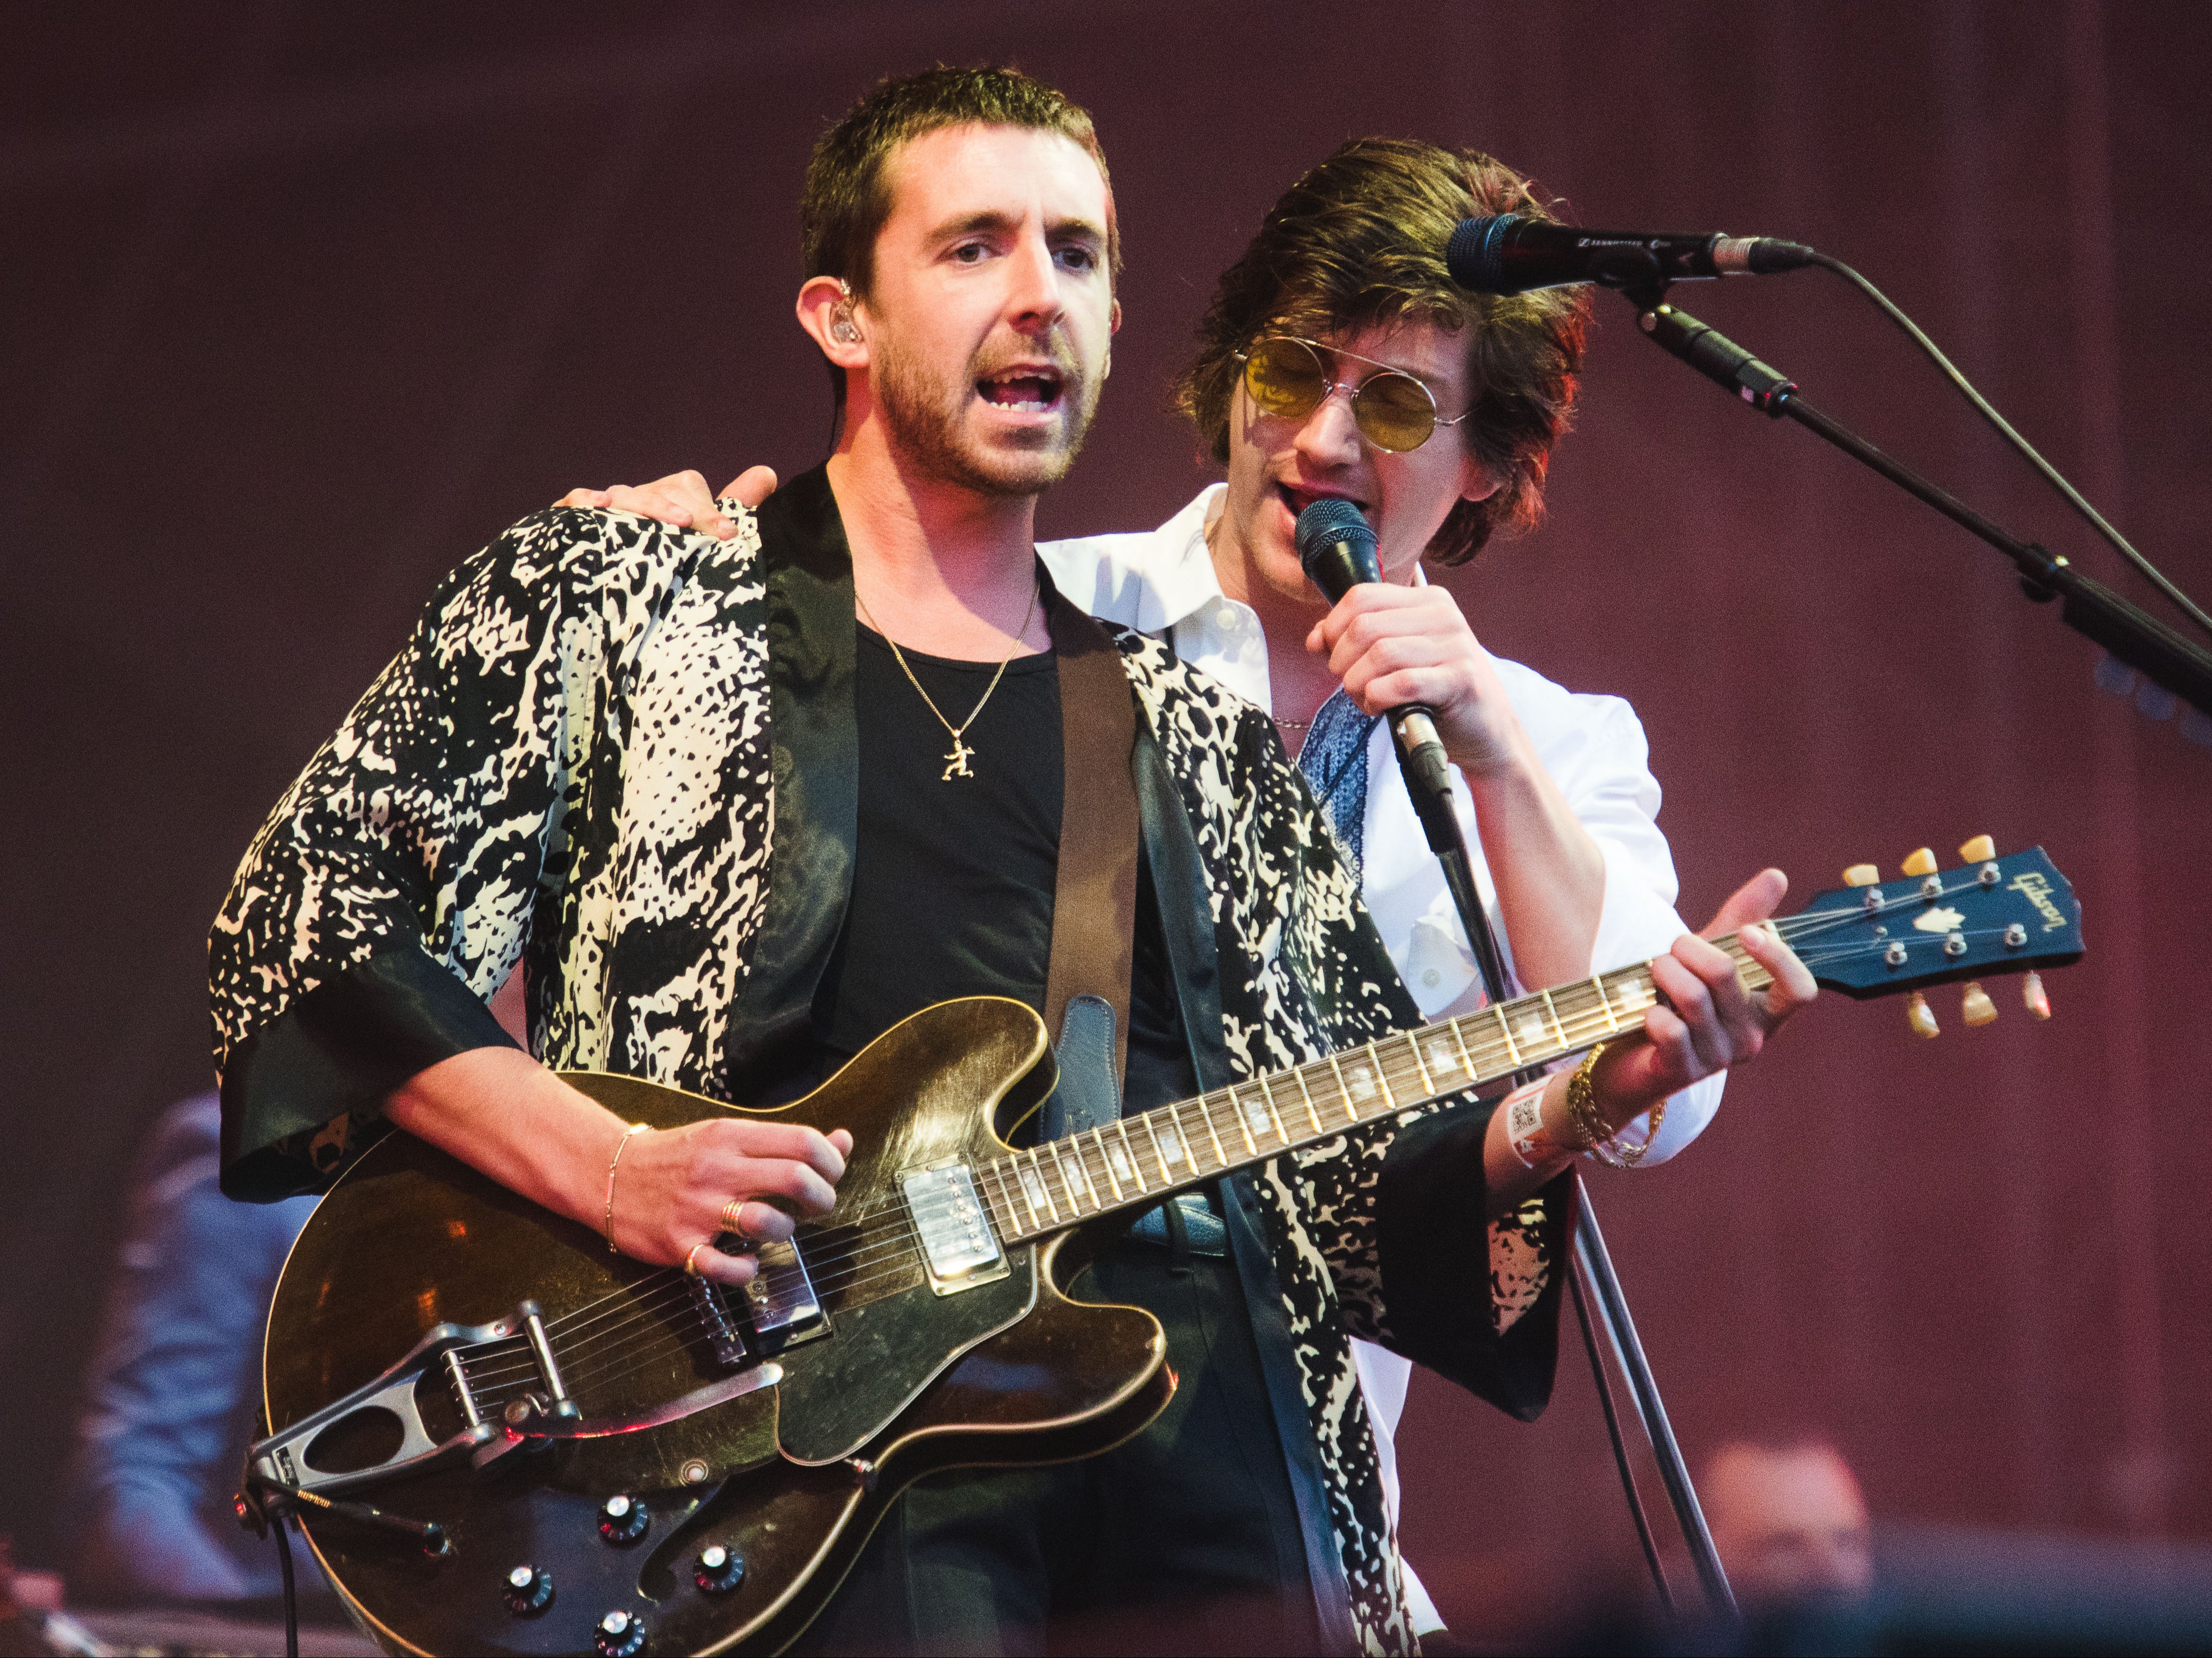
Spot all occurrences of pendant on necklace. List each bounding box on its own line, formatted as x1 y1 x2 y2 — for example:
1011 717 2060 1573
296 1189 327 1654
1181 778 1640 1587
940 734 977 781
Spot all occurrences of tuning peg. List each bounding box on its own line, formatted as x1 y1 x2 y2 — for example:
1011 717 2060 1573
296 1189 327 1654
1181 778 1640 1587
1900 847 1938 877
2022 970 2051 1020
1961 981 1997 1026
1843 864 1881 887
1906 991 1940 1039
1957 834 1996 863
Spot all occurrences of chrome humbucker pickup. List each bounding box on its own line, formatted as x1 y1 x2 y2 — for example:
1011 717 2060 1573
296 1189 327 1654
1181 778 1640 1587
901 1162 1010 1295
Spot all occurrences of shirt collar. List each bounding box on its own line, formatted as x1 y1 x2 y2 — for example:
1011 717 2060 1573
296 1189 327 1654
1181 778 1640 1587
1131 484 1230 633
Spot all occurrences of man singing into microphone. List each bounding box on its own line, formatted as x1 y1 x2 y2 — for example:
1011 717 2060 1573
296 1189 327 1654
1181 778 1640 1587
216 72 1809 1653
593 134 1746 1639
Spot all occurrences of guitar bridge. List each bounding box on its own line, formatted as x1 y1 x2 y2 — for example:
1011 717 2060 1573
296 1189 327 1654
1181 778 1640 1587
901 1162 1010 1296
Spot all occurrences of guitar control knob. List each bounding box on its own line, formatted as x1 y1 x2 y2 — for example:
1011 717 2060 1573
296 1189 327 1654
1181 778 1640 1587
502 1564 554 1615
594 1610 647 1658
694 1543 746 1594
598 1493 648 1546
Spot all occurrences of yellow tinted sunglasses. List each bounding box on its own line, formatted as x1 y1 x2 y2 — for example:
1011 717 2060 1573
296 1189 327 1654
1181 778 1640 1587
1233 335 1469 454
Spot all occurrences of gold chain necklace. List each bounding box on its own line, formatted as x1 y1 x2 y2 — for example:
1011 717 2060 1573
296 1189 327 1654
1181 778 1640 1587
856 578 1041 781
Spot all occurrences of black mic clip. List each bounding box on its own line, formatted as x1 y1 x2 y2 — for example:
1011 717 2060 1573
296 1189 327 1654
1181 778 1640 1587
1390 708 1460 852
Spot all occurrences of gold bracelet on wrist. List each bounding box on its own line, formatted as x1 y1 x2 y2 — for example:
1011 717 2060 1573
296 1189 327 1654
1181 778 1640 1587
1568 1044 1665 1169
1562 1044 1612 1151
603 1122 652 1253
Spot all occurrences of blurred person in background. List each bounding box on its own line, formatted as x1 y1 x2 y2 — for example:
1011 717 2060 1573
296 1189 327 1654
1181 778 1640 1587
61 972 525 1613
61 1093 319 1606
1701 1434 1875 1615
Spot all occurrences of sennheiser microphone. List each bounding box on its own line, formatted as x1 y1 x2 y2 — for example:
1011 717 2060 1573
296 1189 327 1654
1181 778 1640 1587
1446 213 1817 294
1293 500 1458 835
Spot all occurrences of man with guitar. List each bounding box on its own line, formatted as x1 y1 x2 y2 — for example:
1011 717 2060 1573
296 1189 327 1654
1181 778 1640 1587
212 69 1812 1654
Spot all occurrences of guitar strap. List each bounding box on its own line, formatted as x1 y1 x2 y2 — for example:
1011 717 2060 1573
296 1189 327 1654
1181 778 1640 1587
1039 582 1140 1139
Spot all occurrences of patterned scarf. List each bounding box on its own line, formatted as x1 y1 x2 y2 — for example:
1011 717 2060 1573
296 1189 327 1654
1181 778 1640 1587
1296 689 1380 885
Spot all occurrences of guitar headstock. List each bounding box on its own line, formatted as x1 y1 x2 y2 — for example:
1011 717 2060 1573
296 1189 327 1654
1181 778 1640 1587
1783 838 2081 1033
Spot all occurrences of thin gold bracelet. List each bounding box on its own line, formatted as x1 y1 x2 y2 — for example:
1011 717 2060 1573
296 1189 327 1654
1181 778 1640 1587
1601 1096 1663 1176
603 1122 652 1253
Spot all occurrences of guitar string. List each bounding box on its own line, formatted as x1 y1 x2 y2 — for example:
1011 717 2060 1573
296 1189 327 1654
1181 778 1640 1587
473 927 1942 1399
455 890 2028 1397
983 911 2013 1244
458 1232 928 1388
458 1213 944 1387
463 1209 1009 1401
461 1193 929 1364
459 1245 889 1387
710 909 1995 1306
719 923 1979 1305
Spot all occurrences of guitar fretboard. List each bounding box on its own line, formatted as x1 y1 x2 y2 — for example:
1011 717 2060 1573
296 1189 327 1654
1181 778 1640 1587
977 936 1774 1244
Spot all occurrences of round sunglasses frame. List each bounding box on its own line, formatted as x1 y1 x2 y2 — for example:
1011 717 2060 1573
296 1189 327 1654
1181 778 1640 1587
1232 335 1471 454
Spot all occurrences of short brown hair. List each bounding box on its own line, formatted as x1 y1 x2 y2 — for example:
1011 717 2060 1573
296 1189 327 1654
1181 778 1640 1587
1175 138 1587 565
801 65 1119 300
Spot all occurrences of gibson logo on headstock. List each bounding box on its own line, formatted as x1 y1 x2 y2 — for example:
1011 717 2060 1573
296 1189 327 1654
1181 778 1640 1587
2010 871 2069 932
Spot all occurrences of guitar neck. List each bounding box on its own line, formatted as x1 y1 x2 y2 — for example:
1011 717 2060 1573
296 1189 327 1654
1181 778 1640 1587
978 935 1773 1245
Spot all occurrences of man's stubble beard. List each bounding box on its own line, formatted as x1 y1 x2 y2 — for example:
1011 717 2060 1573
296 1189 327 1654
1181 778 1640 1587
872 331 1101 499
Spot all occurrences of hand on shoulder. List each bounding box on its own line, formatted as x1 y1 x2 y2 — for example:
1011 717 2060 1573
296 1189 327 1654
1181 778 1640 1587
553 466 779 540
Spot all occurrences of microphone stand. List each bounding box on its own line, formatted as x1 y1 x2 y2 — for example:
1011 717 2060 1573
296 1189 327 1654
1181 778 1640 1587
1393 736 1738 1619
1617 283 2212 717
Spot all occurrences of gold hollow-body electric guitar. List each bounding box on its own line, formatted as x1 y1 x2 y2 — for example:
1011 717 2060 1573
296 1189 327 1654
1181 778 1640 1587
253 844 2081 1656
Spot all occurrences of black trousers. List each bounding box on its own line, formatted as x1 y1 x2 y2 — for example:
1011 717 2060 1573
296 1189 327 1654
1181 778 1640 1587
790 1229 1323 1657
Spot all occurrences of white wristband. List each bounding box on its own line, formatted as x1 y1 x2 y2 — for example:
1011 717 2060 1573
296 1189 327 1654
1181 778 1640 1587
1502 1078 1551 1170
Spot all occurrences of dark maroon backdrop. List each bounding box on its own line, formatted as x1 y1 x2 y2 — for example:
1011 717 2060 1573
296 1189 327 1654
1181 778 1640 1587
5 0 2207 1618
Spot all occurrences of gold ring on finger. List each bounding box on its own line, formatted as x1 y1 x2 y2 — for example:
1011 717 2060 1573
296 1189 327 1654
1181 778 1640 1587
683 1241 709 1277
719 1199 747 1236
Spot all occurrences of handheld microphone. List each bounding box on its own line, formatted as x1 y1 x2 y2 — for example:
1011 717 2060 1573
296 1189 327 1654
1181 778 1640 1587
1447 213 1817 294
1293 500 1458 839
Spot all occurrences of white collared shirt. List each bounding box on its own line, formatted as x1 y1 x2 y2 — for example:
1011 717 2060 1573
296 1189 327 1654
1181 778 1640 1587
1044 485 1724 1635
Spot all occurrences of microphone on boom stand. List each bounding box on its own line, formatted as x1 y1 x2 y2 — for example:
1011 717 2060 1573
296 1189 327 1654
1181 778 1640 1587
1446 212 1815 294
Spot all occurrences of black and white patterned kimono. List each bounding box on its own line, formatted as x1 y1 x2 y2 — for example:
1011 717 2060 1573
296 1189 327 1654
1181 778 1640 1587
210 468 1570 1655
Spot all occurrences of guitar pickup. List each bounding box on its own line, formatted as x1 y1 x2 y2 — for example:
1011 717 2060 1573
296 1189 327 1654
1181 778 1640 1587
901 1163 1010 1296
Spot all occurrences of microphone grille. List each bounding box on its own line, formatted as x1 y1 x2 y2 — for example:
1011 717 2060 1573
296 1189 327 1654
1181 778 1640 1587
1446 214 1522 292
1294 498 1374 576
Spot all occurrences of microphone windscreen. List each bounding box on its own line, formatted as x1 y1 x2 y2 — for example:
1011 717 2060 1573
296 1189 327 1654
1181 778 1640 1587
1446 214 1521 292
1295 499 1381 600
